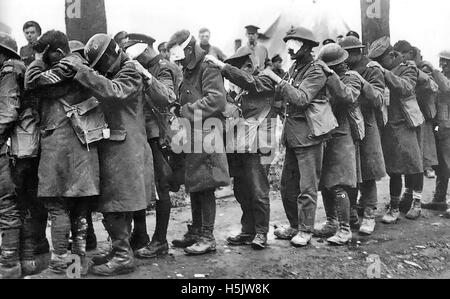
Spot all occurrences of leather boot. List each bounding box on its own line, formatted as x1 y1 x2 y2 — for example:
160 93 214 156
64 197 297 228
135 239 169 259
172 225 201 248
359 208 376 236
90 213 136 277
0 229 22 279
184 230 216 256
406 199 422 220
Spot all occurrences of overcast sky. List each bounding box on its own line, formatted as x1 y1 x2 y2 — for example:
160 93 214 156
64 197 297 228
1 0 450 65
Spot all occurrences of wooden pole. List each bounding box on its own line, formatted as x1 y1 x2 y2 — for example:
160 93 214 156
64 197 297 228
360 0 390 47
65 0 107 44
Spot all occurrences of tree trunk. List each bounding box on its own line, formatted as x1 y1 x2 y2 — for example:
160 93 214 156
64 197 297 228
360 0 390 47
65 0 107 44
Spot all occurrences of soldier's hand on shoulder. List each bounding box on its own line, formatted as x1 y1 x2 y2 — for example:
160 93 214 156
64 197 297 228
205 55 225 69
367 61 385 74
316 60 334 77
60 54 86 72
260 68 282 84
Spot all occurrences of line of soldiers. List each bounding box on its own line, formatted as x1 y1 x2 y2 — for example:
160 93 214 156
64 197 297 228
1 20 450 279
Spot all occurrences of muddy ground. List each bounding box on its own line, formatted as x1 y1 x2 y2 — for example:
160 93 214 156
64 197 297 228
30 176 450 279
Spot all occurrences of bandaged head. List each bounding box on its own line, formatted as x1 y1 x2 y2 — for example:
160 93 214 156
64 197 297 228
125 43 148 60
169 33 193 63
286 39 304 54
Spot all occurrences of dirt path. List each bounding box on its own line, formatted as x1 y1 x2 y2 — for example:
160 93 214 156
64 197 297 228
30 177 450 279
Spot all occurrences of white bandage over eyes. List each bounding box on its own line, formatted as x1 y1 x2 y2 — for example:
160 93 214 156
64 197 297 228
125 43 148 60
170 34 193 63
286 39 304 54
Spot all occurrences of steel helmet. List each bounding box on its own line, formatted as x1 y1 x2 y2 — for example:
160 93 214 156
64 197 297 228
439 50 450 61
339 36 365 51
84 34 113 67
0 32 20 60
69 40 85 54
283 26 319 47
318 43 349 66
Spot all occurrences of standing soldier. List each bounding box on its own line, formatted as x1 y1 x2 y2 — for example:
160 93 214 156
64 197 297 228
61 33 153 276
19 21 49 256
168 30 230 255
316 43 364 245
337 36 386 236
20 21 42 67
393 41 439 214
237 25 269 72
123 33 177 258
367 37 424 224
25 30 101 275
205 48 277 250
67 40 98 252
271 27 330 247
423 51 450 213
0 33 39 279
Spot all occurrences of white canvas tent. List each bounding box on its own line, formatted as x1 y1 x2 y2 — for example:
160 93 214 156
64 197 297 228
253 0 351 70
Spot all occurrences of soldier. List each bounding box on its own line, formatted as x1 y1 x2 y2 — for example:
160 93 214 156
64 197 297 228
422 51 450 214
337 36 386 236
316 43 365 245
167 30 229 255
114 31 129 50
123 33 177 258
61 33 153 276
270 27 330 247
0 33 39 279
20 21 41 67
25 30 101 275
205 48 277 250
20 21 49 256
237 25 269 72
66 40 98 252
271 54 286 79
393 41 439 214
198 28 227 61
367 37 424 224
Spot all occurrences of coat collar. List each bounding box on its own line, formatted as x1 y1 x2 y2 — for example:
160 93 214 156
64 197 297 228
146 54 162 69
293 54 314 71
353 56 370 74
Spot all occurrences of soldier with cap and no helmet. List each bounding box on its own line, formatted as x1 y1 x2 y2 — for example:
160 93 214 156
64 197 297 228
236 25 269 72
205 46 278 251
262 25 332 247
271 54 286 79
166 29 229 256
122 32 179 259
322 38 336 46
346 30 360 40
422 50 450 216
20 21 42 66
368 36 426 224
335 35 387 236
114 31 129 49
315 42 367 245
